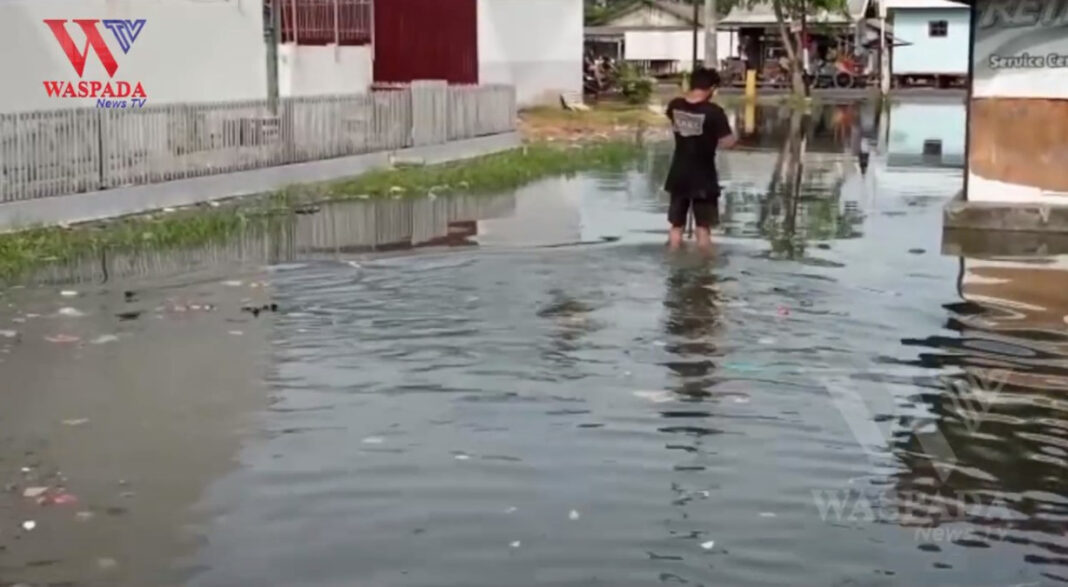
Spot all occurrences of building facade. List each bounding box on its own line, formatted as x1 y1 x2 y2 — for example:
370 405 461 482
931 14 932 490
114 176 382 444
885 0 970 79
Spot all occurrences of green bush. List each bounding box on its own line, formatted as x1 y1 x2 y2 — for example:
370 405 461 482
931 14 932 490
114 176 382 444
618 64 654 105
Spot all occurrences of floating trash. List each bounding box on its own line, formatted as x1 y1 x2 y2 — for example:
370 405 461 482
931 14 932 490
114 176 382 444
759 512 777 518
0 329 17 338
777 306 790 316
222 280 243 287
758 337 776 345
22 520 36 531
700 540 715 550
732 396 751 404
509 540 521 548
57 307 86 317
60 290 78 297
22 487 48 498
454 454 471 461
362 436 385 445
20 467 32 473
569 509 580 520
90 335 119 345
51 493 78 506
633 390 673 404
228 330 244 336
45 334 81 344
909 248 926 255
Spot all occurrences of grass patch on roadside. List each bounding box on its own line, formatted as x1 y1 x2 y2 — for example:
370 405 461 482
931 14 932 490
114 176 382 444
0 141 643 283
520 104 667 129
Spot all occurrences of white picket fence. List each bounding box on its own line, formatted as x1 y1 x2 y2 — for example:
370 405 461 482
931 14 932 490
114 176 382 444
0 83 516 203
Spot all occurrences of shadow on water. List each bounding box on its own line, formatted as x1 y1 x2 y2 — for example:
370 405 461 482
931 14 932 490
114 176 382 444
3 99 1068 587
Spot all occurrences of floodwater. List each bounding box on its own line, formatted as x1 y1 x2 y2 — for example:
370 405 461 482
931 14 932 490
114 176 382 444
2 98 1067 587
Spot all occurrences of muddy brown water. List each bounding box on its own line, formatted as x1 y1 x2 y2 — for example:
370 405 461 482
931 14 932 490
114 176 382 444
1 100 1067 587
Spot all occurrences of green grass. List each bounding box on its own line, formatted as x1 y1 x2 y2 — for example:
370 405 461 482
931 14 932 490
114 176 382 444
0 141 643 283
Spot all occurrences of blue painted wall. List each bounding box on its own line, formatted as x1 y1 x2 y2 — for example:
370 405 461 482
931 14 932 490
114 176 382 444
890 8 970 75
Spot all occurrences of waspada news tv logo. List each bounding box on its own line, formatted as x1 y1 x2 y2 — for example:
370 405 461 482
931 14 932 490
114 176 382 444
43 18 148 108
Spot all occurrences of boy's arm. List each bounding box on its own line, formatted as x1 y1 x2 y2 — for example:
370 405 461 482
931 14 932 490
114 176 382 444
713 107 737 149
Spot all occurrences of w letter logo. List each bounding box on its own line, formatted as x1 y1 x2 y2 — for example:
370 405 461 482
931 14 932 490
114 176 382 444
44 18 144 78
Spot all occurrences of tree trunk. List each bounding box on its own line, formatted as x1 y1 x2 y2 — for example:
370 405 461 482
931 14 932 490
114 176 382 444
703 0 718 69
771 0 808 96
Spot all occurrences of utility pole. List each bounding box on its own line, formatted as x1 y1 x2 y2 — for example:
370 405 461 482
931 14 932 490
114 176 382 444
703 0 718 69
265 0 280 114
692 0 700 71
879 0 890 95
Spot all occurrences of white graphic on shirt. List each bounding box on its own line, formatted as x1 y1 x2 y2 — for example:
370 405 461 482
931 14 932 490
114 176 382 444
672 109 706 138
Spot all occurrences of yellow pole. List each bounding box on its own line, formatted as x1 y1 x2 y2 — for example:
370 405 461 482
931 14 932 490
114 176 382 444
744 100 756 134
745 69 757 101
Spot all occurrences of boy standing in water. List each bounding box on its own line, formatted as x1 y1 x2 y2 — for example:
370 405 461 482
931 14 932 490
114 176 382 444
664 68 737 250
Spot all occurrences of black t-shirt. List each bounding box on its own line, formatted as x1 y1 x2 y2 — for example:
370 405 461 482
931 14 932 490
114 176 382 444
664 98 732 196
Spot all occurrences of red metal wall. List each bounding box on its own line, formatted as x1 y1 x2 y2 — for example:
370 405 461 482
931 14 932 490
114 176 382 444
373 0 478 84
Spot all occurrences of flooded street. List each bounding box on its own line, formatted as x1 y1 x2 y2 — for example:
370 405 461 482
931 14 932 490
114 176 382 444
2 99 1067 587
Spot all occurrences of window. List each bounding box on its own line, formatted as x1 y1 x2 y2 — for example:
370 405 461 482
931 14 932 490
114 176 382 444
929 20 948 37
923 139 943 163
271 0 372 46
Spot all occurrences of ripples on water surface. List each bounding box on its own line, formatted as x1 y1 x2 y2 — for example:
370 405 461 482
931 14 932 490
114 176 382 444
1 101 1066 587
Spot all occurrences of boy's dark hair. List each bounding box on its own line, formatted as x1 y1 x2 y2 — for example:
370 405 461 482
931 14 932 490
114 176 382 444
690 67 720 90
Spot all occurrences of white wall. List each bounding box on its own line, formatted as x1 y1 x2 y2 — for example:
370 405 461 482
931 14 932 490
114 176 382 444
889 8 970 75
478 0 582 107
278 45 372 97
0 0 267 113
623 30 738 63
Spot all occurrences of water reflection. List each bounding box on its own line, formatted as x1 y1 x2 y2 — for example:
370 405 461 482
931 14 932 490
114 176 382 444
26 192 517 286
662 255 723 399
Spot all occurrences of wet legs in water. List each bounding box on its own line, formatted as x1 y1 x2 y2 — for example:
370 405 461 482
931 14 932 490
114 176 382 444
668 209 712 250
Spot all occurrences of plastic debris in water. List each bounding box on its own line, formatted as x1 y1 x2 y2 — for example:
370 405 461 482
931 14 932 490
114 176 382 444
454 454 471 461
22 487 48 498
633 390 673 404
361 436 385 444
700 540 715 550
758 337 776 345
0 329 17 338
509 540 521 548
22 520 36 531
777 306 790 316
759 512 776 518
222 280 243 287
569 510 580 520
653 340 667 347
733 396 750 404
228 330 244 336
20 467 32 473
45 334 81 344
51 493 78 505
57 307 86 317
90 335 119 345
60 290 78 297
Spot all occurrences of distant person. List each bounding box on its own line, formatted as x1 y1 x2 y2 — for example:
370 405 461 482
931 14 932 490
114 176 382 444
858 136 871 174
664 68 737 250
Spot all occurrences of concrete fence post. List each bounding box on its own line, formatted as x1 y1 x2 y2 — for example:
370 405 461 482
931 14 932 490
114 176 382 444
410 80 448 147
